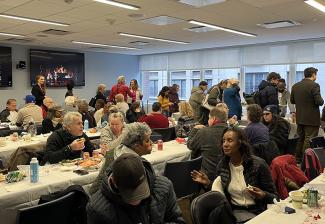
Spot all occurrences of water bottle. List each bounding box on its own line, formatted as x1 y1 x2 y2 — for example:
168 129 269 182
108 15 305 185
27 118 37 137
30 157 39 183
84 119 89 130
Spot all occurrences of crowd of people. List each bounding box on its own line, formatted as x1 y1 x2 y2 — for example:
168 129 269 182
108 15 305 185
0 66 324 223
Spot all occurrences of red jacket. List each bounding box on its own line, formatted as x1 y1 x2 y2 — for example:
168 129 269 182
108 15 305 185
138 113 169 129
109 84 133 102
270 155 308 199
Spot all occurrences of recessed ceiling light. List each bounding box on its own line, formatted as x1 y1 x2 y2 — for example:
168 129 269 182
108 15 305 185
304 0 325 13
178 0 226 7
141 16 184 26
119 32 189 44
188 20 256 37
72 40 139 50
0 14 70 26
93 0 140 10
257 20 301 29
0 32 25 37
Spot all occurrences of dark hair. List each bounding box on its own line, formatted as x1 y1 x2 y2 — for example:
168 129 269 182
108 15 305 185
130 79 139 91
304 67 318 78
158 86 170 97
221 127 252 158
66 80 75 90
6 99 16 105
247 104 263 123
95 99 105 108
46 106 62 120
267 72 281 82
278 78 286 83
130 102 140 112
152 102 161 112
171 84 179 90
199 81 208 86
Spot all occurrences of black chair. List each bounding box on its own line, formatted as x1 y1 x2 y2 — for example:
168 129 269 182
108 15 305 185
16 191 81 224
309 136 325 148
163 156 202 199
36 125 43 135
286 136 299 155
311 147 325 168
150 132 163 143
191 191 236 224
151 127 176 142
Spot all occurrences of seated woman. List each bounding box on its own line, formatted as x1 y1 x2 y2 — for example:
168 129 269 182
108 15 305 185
191 127 277 222
125 101 145 123
77 99 96 128
42 106 63 134
262 105 290 154
175 101 196 138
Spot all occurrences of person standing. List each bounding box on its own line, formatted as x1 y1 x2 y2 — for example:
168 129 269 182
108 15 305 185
291 67 324 162
157 86 173 117
168 84 180 115
277 79 295 119
109 75 134 103
257 72 281 109
31 75 46 106
189 81 208 123
127 79 143 104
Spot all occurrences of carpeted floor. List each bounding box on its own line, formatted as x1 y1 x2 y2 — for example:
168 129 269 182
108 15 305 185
178 198 192 224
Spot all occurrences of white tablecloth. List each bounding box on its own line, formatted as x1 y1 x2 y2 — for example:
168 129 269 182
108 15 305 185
246 174 325 224
0 131 101 167
0 140 190 224
143 140 191 176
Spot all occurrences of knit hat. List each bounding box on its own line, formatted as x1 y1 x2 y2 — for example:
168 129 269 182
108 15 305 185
263 105 278 114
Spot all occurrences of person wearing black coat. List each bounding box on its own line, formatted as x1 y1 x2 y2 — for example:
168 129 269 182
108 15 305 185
262 105 290 154
42 106 63 134
191 127 277 223
95 84 107 105
257 72 281 109
31 75 46 106
44 112 94 164
291 67 324 162
125 102 145 123
87 153 185 224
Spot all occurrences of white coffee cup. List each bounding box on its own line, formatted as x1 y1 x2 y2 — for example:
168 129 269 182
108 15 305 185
290 190 303 209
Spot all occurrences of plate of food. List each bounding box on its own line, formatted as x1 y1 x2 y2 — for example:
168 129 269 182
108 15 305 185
77 159 101 171
60 158 82 167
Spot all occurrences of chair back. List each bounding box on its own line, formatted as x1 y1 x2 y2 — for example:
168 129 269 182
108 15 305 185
151 127 176 142
17 192 78 224
286 136 299 155
191 191 236 224
309 136 325 148
164 156 202 199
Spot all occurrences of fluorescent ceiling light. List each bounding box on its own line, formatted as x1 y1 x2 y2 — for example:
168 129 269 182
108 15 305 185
119 32 189 44
72 40 139 50
304 0 325 13
0 32 25 37
0 14 69 26
178 0 226 7
189 20 256 37
93 0 140 10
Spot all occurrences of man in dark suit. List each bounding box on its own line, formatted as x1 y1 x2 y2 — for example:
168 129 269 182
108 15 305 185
291 67 324 162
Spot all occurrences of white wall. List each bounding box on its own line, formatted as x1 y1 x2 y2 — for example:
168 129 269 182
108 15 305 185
0 44 139 109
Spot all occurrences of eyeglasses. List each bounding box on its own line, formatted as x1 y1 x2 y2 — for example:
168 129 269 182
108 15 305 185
263 112 271 116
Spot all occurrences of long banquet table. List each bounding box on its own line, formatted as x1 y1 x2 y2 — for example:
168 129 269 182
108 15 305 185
0 140 190 224
246 174 325 224
0 130 101 167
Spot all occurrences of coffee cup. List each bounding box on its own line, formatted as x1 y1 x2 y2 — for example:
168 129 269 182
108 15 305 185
290 190 303 209
0 137 6 147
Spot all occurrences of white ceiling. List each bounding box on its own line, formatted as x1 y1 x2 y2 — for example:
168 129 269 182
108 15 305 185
0 0 325 55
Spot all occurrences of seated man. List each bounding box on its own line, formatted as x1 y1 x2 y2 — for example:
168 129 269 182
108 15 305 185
0 99 18 123
90 122 152 195
87 153 185 224
138 102 169 129
16 95 43 129
100 112 129 154
187 106 228 180
77 99 96 128
245 104 270 145
44 111 94 164
262 105 290 154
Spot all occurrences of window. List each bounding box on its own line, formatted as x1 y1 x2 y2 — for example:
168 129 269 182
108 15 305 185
141 71 167 103
171 71 187 100
244 65 289 93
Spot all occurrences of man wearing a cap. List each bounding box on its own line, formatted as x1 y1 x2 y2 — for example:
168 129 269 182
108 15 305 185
16 95 43 129
262 105 290 153
87 153 184 224
291 67 324 162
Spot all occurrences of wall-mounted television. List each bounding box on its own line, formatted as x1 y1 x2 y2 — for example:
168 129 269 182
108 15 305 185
0 46 12 87
30 49 85 87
